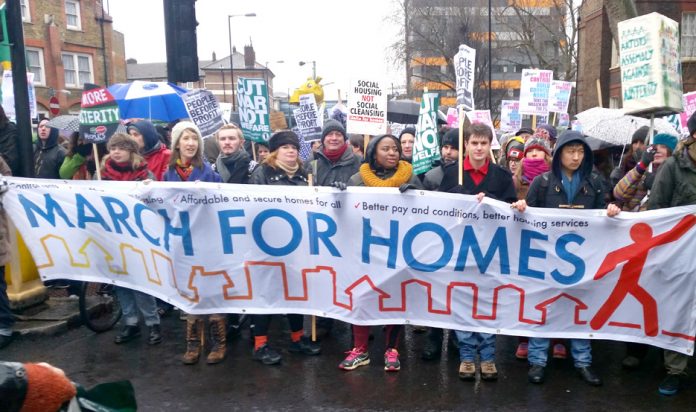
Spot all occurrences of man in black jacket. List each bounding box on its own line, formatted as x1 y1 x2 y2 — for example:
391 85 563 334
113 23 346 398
306 119 361 188
33 118 65 179
512 130 620 387
439 123 516 382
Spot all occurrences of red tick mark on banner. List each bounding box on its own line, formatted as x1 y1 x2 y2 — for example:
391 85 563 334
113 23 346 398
354 202 360 209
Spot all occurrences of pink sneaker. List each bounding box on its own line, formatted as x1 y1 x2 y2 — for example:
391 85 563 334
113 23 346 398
339 348 370 370
384 348 401 371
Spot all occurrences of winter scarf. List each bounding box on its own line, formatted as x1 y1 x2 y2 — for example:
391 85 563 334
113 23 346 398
101 158 150 181
275 158 300 177
522 158 550 183
175 159 194 181
216 149 250 183
323 143 349 163
359 160 413 187
561 170 582 204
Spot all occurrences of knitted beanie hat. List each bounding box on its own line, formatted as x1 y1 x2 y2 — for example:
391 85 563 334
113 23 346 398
441 128 459 150
321 119 347 143
524 137 552 156
171 121 204 153
22 363 77 412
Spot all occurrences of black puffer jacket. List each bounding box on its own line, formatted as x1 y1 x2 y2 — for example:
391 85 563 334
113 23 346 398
0 121 19 176
249 163 308 186
305 144 362 186
526 131 606 209
33 127 66 179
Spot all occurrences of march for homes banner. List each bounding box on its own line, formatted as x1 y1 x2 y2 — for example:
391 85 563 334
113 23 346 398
6 177 696 355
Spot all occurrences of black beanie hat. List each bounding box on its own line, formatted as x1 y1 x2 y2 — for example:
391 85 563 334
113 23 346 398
441 128 459 150
632 125 651 144
399 127 416 140
365 134 400 167
268 131 300 152
688 112 696 137
321 119 347 143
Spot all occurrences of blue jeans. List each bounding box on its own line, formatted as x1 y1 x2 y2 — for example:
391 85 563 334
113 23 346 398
116 287 160 327
528 338 591 368
455 330 496 362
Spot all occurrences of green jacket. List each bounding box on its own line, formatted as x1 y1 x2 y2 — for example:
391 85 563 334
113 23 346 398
648 148 696 209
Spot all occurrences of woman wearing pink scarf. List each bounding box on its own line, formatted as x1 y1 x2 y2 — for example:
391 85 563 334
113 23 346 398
513 137 552 200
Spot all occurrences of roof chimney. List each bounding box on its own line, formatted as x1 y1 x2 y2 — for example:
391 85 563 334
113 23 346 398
212 51 217 61
244 43 255 69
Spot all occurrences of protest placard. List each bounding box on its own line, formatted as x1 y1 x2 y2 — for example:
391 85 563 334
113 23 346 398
558 113 570 128
236 77 271 143
1 71 37 121
8 177 696 354
446 107 459 128
454 44 476 111
519 69 553 116
183 89 224 137
347 78 387 135
678 91 696 135
618 13 683 116
548 80 573 114
270 111 288 131
294 93 322 142
500 100 521 132
465 110 500 149
79 83 120 144
412 92 440 175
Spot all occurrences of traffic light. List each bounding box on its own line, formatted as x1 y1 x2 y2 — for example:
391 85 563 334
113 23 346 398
163 0 199 83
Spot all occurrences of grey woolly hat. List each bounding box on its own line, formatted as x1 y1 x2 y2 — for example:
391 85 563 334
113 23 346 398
321 119 347 143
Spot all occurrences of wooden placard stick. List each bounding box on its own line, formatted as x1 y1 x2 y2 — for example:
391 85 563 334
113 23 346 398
93 143 102 180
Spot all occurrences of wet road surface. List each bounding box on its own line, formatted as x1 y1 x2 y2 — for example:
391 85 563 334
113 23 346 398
3 315 695 411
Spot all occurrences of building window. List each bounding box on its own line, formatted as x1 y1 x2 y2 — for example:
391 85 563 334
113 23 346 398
26 48 45 85
65 0 81 30
682 13 696 58
62 52 92 87
20 0 30 22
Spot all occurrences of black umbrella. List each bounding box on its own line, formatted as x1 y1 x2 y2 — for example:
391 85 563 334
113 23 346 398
387 99 446 125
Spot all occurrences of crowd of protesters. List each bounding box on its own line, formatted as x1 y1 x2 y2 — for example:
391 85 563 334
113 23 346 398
1 101 695 398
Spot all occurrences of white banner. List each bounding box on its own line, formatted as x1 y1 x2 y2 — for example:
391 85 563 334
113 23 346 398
5 178 696 355
347 78 387 136
1 71 37 121
519 69 553 116
454 44 476 111
548 80 573 114
500 100 521 132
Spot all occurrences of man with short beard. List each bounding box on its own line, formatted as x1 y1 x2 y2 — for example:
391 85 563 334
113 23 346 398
423 128 460 190
213 124 252 184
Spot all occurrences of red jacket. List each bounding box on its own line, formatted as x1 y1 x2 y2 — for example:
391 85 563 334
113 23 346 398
145 144 171 181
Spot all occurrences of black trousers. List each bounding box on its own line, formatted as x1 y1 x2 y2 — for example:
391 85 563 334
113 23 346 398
0 266 15 331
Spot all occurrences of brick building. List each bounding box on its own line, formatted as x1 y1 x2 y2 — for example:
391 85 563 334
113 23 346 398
5 0 127 116
577 0 696 112
127 44 276 105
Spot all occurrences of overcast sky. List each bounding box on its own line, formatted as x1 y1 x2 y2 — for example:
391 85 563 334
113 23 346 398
107 0 405 100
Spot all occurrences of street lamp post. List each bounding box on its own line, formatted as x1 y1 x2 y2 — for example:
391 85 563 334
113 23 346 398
299 60 316 79
220 65 226 102
228 13 256 111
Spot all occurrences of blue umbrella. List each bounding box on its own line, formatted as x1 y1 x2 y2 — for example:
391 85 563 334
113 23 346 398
107 81 189 121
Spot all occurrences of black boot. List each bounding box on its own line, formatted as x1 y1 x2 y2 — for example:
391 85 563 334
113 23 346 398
114 325 140 344
148 325 162 345
577 366 602 386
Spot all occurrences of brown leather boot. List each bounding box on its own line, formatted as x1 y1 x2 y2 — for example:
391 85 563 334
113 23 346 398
206 315 227 364
182 317 204 365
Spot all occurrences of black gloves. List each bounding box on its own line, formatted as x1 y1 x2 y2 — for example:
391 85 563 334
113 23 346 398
75 143 92 157
399 183 417 193
640 145 655 166
330 181 347 191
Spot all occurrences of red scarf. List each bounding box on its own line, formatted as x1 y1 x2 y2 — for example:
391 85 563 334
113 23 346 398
101 159 149 181
175 159 194 181
323 143 348 163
